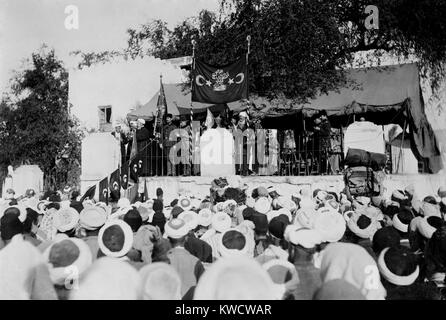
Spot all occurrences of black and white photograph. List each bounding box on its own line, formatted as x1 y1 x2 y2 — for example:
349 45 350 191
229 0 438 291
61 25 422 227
1 0 446 307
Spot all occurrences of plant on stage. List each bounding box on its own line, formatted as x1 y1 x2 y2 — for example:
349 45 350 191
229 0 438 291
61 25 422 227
0 46 83 191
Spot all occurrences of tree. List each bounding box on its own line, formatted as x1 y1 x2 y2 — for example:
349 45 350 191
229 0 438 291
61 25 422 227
0 46 84 191
72 0 446 101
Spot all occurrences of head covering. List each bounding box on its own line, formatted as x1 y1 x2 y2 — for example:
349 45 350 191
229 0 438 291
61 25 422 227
377 246 419 286
79 206 107 231
98 220 134 258
262 259 299 286
3 205 27 222
117 198 131 209
194 256 284 300
257 186 269 198
313 208 346 242
219 229 249 258
211 212 232 233
178 210 198 231
52 207 79 232
139 262 182 300
164 218 189 239
438 186 446 199
268 214 290 239
392 209 413 233
124 208 143 232
391 190 408 204
420 198 441 217
198 209 212 227
137 118 145 125
254 197 271 215
171 206 184 219
373 227 401 254
138 201 155 222
178 196 192 211
410 216 438 239
284 225 323 249
249 213 269 235
0 213 23 241
320 243 386 300
313 279 366 300
347 211 381 240
44 237 92 285
70 257 141 300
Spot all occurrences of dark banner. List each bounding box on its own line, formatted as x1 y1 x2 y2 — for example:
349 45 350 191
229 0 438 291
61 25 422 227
121 162 129 190
109 168 121 192
130 154 142 183
192 57 248 104
80 184 96 202
99 177 109 204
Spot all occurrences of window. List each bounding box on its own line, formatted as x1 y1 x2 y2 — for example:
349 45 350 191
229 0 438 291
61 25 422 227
98 105 112 131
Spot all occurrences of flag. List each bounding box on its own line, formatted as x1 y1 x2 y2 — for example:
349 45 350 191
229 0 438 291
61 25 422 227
205 108 214 129
154 76 168 140
130 154 141 183
192 56 248 104
99 177 109 204
80 185 96 202
120 161 129 190
110 168 121 192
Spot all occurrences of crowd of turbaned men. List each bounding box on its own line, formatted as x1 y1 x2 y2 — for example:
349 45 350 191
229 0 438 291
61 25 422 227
1 178 446 300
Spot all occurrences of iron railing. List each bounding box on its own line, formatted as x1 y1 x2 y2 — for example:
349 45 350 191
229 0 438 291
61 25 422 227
132 132 345 177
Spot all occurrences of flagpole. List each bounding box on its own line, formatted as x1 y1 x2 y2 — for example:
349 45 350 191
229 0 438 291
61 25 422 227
246 35 251 116
190 39 197 176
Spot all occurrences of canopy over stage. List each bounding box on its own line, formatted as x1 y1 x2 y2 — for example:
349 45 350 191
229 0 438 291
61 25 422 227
127 62 441 172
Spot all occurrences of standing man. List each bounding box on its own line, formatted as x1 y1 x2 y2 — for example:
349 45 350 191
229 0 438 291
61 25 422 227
112 121 130 166
314 110 332 174
163 113 177 176
135 119 151 176
178 115 191 176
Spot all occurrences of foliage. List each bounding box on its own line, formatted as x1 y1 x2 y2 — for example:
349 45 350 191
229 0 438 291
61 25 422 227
0 47 84 191
73 0 446 100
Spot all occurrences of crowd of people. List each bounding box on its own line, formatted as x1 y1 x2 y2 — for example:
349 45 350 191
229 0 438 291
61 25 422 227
116 109 339 178
1 180 446 300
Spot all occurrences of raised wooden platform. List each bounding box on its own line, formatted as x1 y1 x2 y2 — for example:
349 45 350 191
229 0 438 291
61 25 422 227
137 173 446 205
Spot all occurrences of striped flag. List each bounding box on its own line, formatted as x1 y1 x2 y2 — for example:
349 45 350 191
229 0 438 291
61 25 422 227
154 75 167 142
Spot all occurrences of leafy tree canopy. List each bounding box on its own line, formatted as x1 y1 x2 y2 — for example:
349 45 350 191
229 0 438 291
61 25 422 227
0 46 84 190
74 0 446 102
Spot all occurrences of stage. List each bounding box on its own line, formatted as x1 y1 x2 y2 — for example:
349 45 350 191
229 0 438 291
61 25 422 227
135 173 446 205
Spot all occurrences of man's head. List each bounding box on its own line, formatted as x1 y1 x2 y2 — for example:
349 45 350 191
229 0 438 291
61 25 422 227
319 110 328 121
166 113 173 124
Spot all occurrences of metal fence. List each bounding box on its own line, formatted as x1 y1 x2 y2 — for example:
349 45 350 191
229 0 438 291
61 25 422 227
134 132 345 177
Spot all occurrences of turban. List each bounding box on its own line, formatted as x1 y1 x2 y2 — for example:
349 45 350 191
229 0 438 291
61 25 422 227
198 208 212 227
254 197 271 215
52 207 79 233
313 208 346 243
44 237 92 286
98 219 134 258
377 247 419 286
164 218 189 239
219 229 249 258
178 210 199 231
284 225 323 249
79 206 107 230
211 212 232 233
